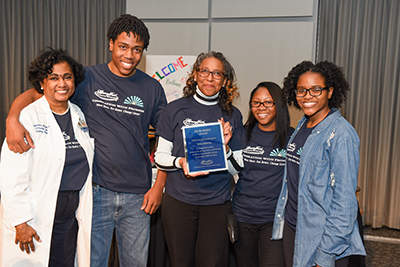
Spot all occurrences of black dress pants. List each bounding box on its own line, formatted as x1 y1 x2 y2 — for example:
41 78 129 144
162 192 230 267
234 221 284 267
48 190 80 267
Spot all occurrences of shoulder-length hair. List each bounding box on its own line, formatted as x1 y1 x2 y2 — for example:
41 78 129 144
244 82 290 149
183 51 239 114
283 60 350 109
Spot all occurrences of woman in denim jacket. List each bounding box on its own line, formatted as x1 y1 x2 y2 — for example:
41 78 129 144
272 61 366 267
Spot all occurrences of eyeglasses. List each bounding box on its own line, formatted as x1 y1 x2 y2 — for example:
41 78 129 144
197 68 225 80
295 86 329 97
250 101 275 108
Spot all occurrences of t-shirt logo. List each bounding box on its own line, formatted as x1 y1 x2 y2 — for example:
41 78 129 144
94 90 119 101
183 118 205 126
63 131 71 141
244 146 264 155
270 148 287 157
287 143 296 152
124 96 144 107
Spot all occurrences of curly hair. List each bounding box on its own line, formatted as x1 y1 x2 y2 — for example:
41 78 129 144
283 60 349 109
107 14 150 50
244 82 290 149
183 51 239 114
27 47 85 94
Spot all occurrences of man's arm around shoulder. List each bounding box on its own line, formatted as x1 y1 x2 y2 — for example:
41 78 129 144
6 88 42 153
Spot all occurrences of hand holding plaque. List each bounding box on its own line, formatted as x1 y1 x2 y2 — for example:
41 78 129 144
218 117 232 151
182 122 228 175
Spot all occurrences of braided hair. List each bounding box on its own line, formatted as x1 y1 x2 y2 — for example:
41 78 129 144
107 14 150 50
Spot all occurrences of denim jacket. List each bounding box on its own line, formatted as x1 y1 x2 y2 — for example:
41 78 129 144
272 109 366 267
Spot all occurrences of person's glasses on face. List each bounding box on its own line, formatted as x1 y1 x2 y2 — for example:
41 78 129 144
295 86 329 97
250 101 275 108
197 68 225 80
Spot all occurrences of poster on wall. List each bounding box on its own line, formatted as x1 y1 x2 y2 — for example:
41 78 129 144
146 55 197 103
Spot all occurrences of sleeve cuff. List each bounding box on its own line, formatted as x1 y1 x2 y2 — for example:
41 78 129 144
314 248 336 267
174 157 183 168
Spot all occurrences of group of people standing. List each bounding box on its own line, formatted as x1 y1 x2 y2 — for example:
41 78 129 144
0 13 365 267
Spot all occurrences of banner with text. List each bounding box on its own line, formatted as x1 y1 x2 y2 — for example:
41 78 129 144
146 55 196 103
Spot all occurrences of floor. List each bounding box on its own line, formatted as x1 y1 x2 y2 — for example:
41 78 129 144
108 218 400 267
364 225 400 266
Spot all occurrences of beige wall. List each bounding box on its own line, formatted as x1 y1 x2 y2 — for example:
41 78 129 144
128 0 318 127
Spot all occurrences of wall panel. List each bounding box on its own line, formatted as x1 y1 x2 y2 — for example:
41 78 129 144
127 0 209 19
212 0 314 18
127 0 317 126
211 20 314 121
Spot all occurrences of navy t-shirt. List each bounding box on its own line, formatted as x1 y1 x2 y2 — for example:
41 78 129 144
285 122 314 230
53 110 89 191
233 125 293 224
285 110 334 231
155 96 245 205
70 64 167 193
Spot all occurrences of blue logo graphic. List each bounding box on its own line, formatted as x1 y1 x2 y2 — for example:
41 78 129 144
124 96 143 107
201 160 213 165
270 148 287 157
297 148 302 156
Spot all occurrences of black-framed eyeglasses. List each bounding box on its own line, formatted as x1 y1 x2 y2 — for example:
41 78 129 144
197 68 225 80
295 86 329 97
250 101 275 108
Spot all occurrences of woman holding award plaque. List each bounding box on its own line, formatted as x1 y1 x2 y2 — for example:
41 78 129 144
232 82 292 267
155 51 245 267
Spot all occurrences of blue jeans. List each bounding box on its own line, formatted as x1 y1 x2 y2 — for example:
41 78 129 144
91 185 150 267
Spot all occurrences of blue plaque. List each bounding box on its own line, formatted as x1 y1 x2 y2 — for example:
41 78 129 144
182 122 228 174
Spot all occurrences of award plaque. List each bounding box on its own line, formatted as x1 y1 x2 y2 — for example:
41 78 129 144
182 122 228 174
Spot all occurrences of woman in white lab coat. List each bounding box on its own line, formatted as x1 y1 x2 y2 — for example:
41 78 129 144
0 48 94 267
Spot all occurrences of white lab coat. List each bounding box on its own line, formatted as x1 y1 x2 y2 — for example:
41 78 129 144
0 96 94 267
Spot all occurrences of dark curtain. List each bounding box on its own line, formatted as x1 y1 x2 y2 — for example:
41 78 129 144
318 0 400 229
0 0 125 141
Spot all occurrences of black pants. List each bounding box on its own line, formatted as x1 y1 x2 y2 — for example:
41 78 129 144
48 190 80 267
161 192 230 267
282 221 350 267
234 221 284 267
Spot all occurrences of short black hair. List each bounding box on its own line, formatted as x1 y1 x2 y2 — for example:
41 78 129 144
27 47 85 94
244 82 290 149
283 60 350 109
107 14 150 50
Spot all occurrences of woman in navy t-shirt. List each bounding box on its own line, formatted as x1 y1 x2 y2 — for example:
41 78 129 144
233 82 292 267
155 51 245 267
272 61 366 267
0 48 93 266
